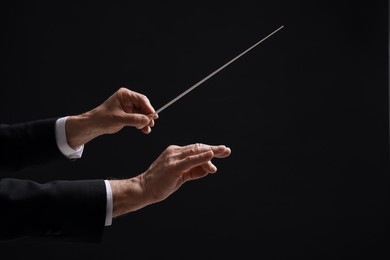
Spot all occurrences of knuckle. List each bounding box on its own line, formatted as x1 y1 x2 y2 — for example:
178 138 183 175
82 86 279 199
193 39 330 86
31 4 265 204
195 143 204 149
166 145 178 153
184 156 193 163
139 94 149 103
118 87 127 93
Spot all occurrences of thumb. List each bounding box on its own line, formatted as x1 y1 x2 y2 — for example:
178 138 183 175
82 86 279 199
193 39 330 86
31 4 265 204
121 113 150 128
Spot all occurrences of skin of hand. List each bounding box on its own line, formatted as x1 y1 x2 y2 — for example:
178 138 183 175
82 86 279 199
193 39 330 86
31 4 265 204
65 87 158 149
109 143 232 218
62 88 232 219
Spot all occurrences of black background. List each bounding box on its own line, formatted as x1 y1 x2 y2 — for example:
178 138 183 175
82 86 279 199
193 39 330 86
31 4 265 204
0 1 389 259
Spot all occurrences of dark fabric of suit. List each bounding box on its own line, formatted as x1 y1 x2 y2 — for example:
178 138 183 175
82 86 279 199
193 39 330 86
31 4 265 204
0 118 106 243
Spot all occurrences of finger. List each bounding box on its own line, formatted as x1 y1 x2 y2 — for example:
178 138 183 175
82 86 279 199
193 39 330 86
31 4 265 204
148 118 155 127
177 143 214 159
137 119 154 128
211 146 232 158
147 113 159 120
140 126 151 134
201 161 217 173
121 113 150 128
138 117 155 131
176 150 214 172
130 91 156 115
120 88 156 115
183 160 219 182
178 144 231 159
182 165 210 182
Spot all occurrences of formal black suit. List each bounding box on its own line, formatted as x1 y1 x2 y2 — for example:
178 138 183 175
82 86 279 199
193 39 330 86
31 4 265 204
0 118 107 243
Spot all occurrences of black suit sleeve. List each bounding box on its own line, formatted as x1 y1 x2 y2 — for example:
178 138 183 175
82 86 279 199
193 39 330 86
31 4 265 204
0 119 107 243
0 178 107 243
0 118 65 171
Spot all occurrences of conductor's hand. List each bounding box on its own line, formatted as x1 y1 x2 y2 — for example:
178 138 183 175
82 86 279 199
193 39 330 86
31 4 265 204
110 143 232 218
65 87 158 148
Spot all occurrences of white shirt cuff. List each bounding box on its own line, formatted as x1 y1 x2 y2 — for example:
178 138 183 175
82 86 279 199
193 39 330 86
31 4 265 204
55 116 84 159
55 117 113 226
104 180 113 226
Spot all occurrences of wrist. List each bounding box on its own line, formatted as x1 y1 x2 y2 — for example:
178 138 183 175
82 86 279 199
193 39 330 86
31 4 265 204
65 111 102 149
110 178 149 218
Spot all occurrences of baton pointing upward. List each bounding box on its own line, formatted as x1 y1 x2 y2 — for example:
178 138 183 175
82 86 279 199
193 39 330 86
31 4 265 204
148 25 284 118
